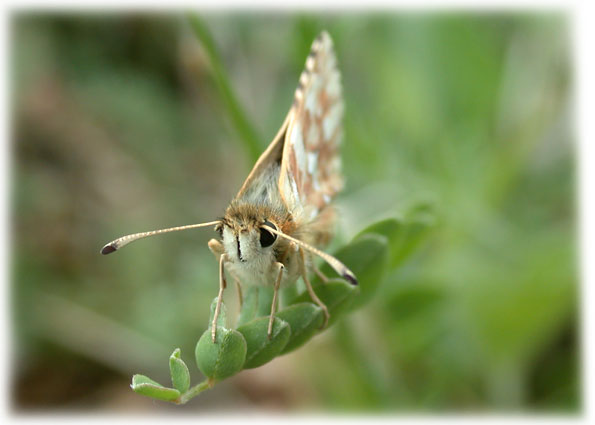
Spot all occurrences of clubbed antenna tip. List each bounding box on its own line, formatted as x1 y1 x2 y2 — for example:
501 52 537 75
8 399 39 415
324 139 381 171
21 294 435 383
101 244 117 255
343 272 358 286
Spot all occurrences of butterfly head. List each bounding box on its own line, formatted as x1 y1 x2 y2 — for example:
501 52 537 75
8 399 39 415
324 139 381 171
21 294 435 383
217 205 283 264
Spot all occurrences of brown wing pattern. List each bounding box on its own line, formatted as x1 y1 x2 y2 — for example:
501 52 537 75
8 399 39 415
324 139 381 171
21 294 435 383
278 31 344 220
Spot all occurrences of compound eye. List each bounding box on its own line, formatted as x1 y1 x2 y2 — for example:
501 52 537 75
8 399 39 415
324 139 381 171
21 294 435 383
260 220 277 248
215 223 223 237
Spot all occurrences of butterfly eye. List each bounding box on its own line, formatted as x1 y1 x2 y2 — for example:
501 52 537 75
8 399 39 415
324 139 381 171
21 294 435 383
260 220 277 248
215 223 223 237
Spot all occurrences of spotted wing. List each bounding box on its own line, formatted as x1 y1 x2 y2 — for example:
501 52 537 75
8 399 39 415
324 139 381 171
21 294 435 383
278 31 344 220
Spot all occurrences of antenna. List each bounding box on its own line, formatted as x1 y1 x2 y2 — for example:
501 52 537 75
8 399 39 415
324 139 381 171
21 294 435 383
262 225 358 285
101 221 220 255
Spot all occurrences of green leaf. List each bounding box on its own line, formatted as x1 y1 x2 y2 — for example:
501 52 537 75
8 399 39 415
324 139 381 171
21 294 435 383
356 217 403 265
169 348 190 393
356 209 435 269
276 303 324 354
237 317 291 369
292 279 359 326
195 328 247 381
236 286 259 327
404 202 435 221
312 233 388 311
131 374 180 402
357 217 403 241
341 233 389 310
391 215 434 267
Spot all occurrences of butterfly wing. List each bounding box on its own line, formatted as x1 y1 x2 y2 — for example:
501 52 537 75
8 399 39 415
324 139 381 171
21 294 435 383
278 31 344 220
235 112 289 200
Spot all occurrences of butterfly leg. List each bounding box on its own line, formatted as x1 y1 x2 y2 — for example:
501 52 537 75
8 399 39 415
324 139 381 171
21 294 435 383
235 278 243 309
208 238 224 257
209 238 243 310
304 251 329 284
313 262 330 284
299 248 330 328
211 253 228 343
267 262 285 339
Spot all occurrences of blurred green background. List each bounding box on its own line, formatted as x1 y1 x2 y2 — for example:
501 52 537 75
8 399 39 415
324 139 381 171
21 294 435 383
11 12 577 412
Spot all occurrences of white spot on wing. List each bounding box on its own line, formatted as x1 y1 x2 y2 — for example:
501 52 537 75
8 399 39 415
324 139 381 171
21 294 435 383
307 151 318 175
291 121 306 172
290 176 300 202
323 102 343 140
305 78 323 117
312 175 320 191
307 121 320 148
326 71 341 98
330 156 342 172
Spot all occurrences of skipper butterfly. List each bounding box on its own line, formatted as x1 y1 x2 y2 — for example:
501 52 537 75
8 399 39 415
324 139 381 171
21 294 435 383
101 31 357 342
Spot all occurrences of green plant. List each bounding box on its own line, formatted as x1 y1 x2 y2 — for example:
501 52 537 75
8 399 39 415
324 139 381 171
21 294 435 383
130 210 433 404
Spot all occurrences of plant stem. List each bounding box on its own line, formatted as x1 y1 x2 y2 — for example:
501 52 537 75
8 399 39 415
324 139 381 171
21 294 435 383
186 13 262 164
177 379 213 404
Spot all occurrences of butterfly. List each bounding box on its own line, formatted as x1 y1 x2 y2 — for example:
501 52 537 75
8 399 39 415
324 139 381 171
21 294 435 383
101 31 357 342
